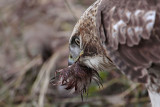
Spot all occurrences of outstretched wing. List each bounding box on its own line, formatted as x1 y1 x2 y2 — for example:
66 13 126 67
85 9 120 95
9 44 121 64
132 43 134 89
96 0 160 83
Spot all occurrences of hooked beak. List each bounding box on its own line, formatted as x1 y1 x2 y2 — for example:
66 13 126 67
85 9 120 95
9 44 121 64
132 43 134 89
68 57 75 66
68 50 84 66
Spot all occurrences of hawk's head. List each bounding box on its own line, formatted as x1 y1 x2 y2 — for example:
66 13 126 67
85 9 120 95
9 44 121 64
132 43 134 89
68 0 112 71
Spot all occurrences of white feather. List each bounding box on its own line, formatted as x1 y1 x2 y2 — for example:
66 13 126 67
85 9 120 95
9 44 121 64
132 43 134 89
134 26 143 34
148 90 160 107
126 11 131 19
83 56 109 71
112 20 125 38
144 11 156 33
144 11 156 21
134 10 144 17
127 27 134 36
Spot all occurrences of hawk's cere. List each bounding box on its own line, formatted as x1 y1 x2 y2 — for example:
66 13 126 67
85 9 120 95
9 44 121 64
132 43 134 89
54 0 160 107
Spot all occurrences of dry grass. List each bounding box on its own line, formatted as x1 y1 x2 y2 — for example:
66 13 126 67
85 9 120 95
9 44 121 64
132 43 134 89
0 0 150 107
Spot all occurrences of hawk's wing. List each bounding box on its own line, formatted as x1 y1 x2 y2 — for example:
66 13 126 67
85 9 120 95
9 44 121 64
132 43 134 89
96 0 160 83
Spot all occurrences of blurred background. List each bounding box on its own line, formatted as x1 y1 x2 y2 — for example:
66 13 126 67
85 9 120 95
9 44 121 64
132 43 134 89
0 0 150 107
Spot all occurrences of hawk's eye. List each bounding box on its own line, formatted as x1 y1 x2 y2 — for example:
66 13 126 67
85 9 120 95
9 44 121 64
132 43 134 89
71 35 80 46
75 38 80 46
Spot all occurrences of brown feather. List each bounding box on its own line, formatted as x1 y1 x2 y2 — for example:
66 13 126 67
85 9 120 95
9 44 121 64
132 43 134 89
52 61 101 94
97 0 160 91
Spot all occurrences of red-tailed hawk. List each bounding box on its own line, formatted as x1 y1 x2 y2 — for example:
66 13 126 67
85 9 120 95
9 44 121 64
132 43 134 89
56 0 160 106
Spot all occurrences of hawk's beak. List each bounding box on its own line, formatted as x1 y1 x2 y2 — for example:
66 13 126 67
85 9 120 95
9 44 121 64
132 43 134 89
68 58 74 66
68 50 84 66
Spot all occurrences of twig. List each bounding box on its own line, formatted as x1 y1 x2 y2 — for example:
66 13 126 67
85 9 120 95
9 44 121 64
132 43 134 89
0 80 15 102
54 94 149 107
98 77 120 91
120 83 140 97
31 62 48 95
30 44 68 107
38 52 60 107
130 97 149 104
14 55 42 88
64 0 78 21
0 55 42 103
